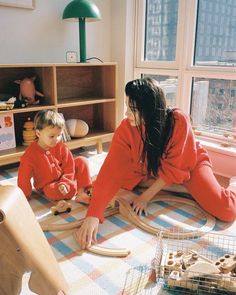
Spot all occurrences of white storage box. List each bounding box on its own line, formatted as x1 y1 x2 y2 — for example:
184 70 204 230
0 112 16 151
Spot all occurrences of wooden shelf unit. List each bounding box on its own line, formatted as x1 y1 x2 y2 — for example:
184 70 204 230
0 63 117 166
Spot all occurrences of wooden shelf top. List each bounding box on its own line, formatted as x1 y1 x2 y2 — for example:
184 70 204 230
0 131 114 166
0 105 56 114
0 62 117 68
57 97 115 108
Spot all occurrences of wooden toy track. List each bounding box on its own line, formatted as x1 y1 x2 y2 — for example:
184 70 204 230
117 195 216 239
40 192 216 256
41 206 131 258
40 195 215 238
40 206 119 232
88 244 131 257
72 231 130 258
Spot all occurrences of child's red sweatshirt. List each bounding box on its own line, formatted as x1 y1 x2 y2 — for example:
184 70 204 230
18 141 76 198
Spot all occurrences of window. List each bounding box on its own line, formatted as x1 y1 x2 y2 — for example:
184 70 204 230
135 0 236 145
191 78 236 134
142 73 178 106
145 0 179 61
194 0 236 67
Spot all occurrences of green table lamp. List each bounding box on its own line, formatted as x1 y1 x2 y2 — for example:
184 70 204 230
63 0 101 63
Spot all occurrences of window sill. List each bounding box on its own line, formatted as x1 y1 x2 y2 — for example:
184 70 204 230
197 137 236 178
198 138 236 157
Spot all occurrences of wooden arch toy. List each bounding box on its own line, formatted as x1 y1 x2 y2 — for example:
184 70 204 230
42 206 131 258
116 190 216 239
40 189 216 258
0 185 69 295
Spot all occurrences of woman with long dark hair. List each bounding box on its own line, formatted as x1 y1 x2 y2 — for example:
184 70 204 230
76 77 236 249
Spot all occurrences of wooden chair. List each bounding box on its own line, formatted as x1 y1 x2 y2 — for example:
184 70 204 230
0 185 69 295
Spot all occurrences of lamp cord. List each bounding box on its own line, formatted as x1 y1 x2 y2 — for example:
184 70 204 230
86 57 103 63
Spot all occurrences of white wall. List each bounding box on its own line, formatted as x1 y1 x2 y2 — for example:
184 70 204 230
0 1 232 177
111 0 135 123
0 0 111 63
0 0 134 121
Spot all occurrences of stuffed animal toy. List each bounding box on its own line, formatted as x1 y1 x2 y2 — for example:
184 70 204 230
65 119 89 138
14 76 45 105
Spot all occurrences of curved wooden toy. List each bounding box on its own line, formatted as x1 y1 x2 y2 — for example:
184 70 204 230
41 206 119 232
0 185 69 295
117 194 216 239
88 245 130 257
42 206 129 258
73 231 130 257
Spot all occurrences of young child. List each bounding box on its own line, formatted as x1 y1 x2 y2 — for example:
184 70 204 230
17 110 92 201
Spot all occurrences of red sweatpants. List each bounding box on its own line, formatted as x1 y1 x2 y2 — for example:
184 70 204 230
74 156 92 189
43 156 92 200
183 164 236 222
121 163 236 222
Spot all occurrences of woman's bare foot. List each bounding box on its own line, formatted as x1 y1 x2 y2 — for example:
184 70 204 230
74 188 91 204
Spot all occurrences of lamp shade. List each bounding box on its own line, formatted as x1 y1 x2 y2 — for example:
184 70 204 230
62 0 101 21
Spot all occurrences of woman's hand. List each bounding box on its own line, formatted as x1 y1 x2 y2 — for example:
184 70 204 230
131 177 167 216
131 196 148 216
74 217 99 249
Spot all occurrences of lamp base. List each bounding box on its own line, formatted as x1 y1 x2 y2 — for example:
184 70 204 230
79 18 86 63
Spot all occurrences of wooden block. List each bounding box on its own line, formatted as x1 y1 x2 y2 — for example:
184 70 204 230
183 261 220 279
214 254 236 274
164 250 184 273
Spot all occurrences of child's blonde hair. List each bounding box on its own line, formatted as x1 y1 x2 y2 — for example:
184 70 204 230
34 110 65 130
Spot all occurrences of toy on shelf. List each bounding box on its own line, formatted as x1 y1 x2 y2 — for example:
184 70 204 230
22 117 37 146
14 76 45 105
0 97 16 111
58 113 71 142
65 119 89 138
51 200 72 215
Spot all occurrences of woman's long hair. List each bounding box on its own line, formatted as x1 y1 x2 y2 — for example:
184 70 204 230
125 77 174 176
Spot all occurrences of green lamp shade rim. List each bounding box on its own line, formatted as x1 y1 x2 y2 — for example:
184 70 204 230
63 0 101 20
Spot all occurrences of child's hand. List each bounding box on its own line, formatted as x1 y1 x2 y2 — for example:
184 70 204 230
58 184 69 196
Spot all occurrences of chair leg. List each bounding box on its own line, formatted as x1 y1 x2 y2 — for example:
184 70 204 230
0 185 69 295
0 222 27 295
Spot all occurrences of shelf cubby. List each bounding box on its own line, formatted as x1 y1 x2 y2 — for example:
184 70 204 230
0 63 117 165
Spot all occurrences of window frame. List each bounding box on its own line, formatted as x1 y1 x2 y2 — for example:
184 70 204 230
135 0 186 69
134 0 236 152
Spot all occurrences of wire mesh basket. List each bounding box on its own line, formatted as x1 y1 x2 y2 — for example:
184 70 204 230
153 231 236 294
122 232 236 294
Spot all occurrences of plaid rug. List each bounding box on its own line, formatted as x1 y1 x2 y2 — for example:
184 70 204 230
0 147 236 295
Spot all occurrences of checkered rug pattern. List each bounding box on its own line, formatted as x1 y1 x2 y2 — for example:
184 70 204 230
0 148 236 295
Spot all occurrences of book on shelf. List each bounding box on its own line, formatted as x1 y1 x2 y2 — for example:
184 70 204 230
59 113 71 142
0 112 16 151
